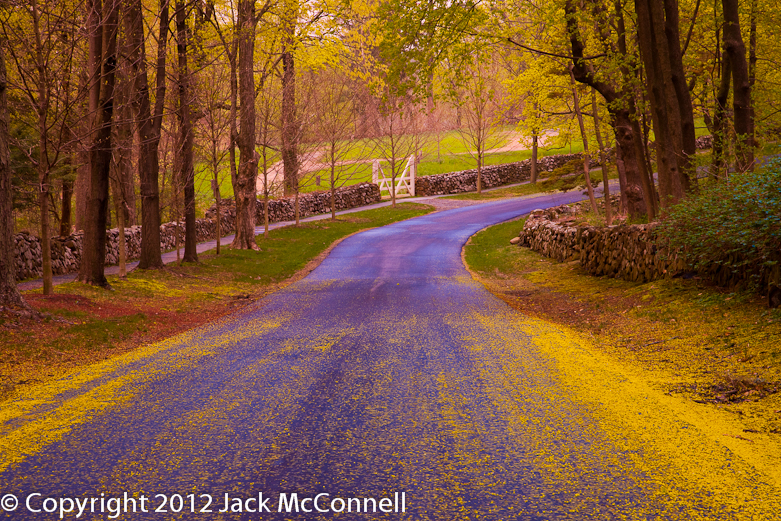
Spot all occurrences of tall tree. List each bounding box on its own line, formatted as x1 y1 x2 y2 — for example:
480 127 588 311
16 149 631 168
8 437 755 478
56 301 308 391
445 47 504 194
203 2 239 211
592 91 612 225
309 67 362 220
175 0 197 262
280 0 298 197
712 45 731 178
722 0 753 172
123 0 169 269
634 0 695 207
78 0 120 286
197 58 231 253
2 0 82 294
0 37 29 309
564 0 649 218
568 66 598 214
231 0 258 249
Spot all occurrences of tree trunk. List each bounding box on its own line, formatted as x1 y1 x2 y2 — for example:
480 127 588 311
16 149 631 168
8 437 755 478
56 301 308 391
569 68 598 214
37 107 52 297
294 190 300 225
566 0 646 218
211 150 222 255
612 110 648 217
390 156 396 208
60 177 73 235
39 177 52 294
281 50 298 197
118 202 126 276
74 148 89 232
748 0 756 152
722 0 753 171
228 42 238 194
530 132 538 184
79 0 120 287
330 142 336 220
30 0 53 294
231 0 258 250
0 43 29 309
713 50 731 178
113 70 135 229
476 151 482 194
634 0 693 208
615 0 656 217
614 140 629 214
174 183 181 262
592 93 612 225
748 0 757 151
112 181 127 277
124 0 167 269
175 0 197 262
663 0 696 185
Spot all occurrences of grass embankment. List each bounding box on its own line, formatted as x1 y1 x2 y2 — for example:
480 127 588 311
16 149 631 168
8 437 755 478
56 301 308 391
465 218 781 436
0 203 434 402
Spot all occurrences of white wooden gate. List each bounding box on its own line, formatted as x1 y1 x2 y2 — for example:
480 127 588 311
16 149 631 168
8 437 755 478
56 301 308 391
372 156 416 198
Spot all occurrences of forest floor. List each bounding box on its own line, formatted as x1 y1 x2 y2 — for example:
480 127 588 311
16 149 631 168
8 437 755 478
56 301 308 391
464 217 781 447
0 203 434 403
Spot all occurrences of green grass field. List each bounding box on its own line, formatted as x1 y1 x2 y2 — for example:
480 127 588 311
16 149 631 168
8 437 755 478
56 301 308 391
190 118 722 214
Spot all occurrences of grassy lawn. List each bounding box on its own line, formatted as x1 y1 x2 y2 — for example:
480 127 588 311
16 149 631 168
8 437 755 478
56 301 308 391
331 129 513 163
299 163 374 194
298 145 592 195
1 203 434 401
464 217 781 436
189 120 728 215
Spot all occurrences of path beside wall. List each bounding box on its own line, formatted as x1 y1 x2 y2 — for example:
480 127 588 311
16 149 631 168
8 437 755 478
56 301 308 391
14 183 380 281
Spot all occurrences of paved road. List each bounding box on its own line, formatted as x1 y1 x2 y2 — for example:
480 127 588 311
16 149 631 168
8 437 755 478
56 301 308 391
18 177 604 291
1 192 776 519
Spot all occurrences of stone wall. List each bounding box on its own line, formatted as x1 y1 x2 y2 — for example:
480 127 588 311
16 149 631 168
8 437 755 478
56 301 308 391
519 208 687 283
415 153 593 196
14 217 234 281
517 202 779 305
206 182 382 230
695 135 713 149
256 182 381 223
15 182 381 281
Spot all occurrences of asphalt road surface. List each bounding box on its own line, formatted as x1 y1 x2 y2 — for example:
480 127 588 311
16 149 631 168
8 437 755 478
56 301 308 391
1 192 777 520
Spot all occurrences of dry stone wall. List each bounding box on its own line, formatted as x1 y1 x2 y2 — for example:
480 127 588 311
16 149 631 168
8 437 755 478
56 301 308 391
257 182 381 223
518 204 689 283
206 182 381 230
415 153 594 196
14 217 234 281
15 183 380 281
517 201 779 306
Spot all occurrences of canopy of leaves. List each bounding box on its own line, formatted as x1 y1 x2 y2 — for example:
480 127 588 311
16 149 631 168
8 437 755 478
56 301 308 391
375 0 481 103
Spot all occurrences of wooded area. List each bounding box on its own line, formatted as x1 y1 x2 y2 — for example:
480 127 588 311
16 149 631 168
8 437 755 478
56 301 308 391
1 0 779 307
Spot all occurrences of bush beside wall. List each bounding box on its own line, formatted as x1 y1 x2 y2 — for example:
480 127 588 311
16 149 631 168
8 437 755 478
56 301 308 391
517 202 779 306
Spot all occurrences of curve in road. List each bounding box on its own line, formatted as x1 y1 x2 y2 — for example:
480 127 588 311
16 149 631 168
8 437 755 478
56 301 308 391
1 193 777 519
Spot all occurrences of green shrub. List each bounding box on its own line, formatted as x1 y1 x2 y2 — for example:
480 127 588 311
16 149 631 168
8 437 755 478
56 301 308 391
657 159 781 282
